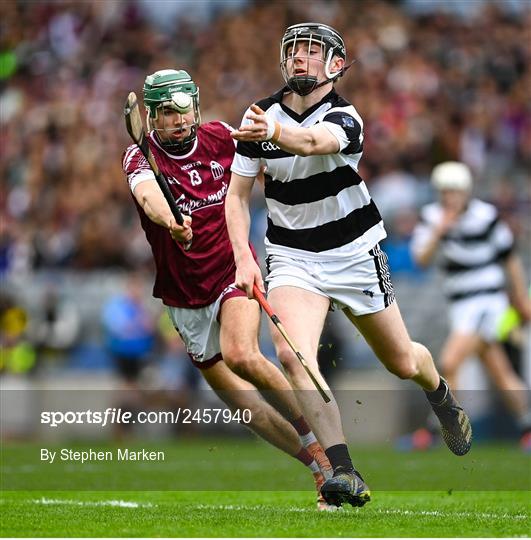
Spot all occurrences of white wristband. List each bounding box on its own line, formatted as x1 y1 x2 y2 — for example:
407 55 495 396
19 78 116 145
265 117 282 142
265 116 276 140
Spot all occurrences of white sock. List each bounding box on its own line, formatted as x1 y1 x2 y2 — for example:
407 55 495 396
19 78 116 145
300 431 318 448
309 460 320 474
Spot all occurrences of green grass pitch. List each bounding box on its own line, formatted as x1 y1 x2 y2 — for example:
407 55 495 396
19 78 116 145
1 438 529 537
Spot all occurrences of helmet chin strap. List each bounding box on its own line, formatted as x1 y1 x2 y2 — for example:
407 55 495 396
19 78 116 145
286 75 318 96
151 121 196 153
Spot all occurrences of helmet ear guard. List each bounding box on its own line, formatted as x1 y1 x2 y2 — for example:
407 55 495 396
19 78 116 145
280 23 346 96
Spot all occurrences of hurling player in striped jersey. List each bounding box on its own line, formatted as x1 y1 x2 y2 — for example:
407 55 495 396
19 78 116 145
407 162 531 450
123 69 337 511
226 23 472 508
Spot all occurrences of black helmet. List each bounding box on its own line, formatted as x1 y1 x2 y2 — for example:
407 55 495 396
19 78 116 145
280 23 346 96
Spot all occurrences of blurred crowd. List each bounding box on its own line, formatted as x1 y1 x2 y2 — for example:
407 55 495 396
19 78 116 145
1 0 530 279
1 2 529 445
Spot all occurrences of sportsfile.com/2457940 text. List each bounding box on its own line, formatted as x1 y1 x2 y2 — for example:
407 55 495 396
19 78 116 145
40 408 252 428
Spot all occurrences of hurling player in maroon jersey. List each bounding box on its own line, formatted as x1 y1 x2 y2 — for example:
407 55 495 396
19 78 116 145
122 69 336 511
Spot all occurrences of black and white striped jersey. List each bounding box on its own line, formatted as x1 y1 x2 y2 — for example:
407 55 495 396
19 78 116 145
231 88 386 261
411 198 514 302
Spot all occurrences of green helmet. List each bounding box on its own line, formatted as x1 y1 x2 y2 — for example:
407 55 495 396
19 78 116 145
143 69 201 150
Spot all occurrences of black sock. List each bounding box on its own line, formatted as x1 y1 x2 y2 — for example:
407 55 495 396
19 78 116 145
325 443 354 472
425 377 449 405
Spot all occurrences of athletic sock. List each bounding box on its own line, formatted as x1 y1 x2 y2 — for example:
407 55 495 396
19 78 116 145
300 431 318 448
291 415 318 448
294 447 320 473
325 443 354 472
291 415 311 435
309 460 320 474
425 377 449 405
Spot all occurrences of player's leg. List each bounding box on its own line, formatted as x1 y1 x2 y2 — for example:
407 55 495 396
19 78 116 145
479 341 531 433
200 359 335 510
438 332 482 389
347 302 472 456
219 295 333 480
168 291 332 485
267 285 370 508
266 286 341 446
397 331 479 450
219 295 304 423
474 293 531 443
202 359 301 454
344 302 440 389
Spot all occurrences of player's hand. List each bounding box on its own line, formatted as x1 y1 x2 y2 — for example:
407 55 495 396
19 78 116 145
231 104 279 142
235 254 264 299
169 214 193 245
436 208 460 236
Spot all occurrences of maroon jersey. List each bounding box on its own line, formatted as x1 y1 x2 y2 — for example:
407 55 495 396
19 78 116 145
123 121 249 309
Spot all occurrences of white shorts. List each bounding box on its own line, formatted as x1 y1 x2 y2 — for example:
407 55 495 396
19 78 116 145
265 244 395 316
167 284 246 368
448 292 508 342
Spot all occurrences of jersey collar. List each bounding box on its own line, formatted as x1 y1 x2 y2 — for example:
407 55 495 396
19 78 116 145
273 86 337 123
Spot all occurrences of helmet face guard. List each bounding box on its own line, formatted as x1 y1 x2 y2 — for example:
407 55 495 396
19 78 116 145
143 69 201 151
280 23 346 96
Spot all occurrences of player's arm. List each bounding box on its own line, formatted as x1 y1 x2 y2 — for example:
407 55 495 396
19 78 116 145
133 179 192 244
504 253 531 322
225 172 264 297
490 218 530 321
412 210 459 267
231 104 340 156
413 227 445 268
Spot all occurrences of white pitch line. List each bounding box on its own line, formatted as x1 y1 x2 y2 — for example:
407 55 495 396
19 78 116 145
196 503 317 513
1 465 39 473
195 503 528 521
377 508 528 521
9 500 528 521
30 497 155 509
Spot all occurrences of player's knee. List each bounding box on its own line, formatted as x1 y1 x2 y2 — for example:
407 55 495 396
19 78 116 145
386 353 419 380
277 346 299 375
397 363 419 380
440 361 457 379
223 345 260 378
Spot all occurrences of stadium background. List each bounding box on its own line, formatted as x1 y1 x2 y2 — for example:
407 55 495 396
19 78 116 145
1 0 530 446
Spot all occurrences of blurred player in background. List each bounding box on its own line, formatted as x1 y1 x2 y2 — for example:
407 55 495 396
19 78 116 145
407 161 531 450
226 22 472 508
101 273 156 385
101 272 156 437
122 69 335 511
